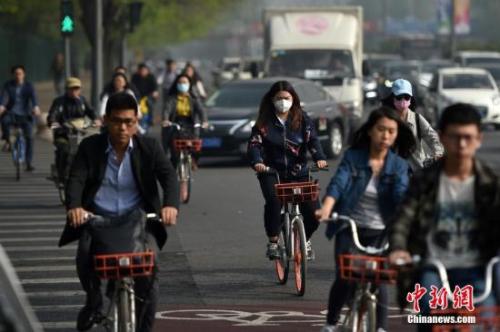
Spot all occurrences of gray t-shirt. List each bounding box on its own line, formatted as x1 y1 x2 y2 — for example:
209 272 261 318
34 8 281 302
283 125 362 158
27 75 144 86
426 174 480 268
349 176 385 230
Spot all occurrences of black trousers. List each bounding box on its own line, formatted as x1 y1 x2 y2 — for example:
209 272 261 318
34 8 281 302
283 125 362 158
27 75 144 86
326 227 388 330
161 121 198 169
76 229 159 332
257 173 320 239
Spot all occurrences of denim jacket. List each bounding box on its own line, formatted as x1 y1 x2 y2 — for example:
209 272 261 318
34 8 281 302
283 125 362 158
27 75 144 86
325 148 409 239
247 113 326 178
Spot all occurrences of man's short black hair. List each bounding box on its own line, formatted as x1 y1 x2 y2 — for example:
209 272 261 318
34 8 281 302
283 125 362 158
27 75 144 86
166 58 175 65
138 63 148 70
114 65 127 72
11 65 25 74
105 92 138 116
438 103 482 132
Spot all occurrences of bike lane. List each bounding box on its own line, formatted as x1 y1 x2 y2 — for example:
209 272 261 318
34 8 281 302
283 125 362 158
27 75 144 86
154 303 412 331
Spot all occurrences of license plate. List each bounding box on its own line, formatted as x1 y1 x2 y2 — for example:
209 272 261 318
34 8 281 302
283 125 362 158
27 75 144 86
202 138 222 148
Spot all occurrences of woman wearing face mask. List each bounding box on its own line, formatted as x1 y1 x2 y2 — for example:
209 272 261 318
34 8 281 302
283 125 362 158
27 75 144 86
162 74 208 168
315 107 416 332
382 78 443 172
248 80 328 260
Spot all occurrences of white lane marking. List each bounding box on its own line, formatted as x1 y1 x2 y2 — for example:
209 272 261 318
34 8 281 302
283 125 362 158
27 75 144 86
0 237 59 242
4 245 76 252
41 322 76 329
21 277 79 284
10 256 74 262
27 290 85 297
16 265 75 272
32 304 81 311
0 229 62 234
0 221 64 226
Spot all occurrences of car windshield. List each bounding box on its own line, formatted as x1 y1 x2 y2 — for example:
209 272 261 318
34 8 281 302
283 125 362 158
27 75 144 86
386 64 420 78
479 67 500 83
268 49 354 79
442 74 494 89
206 84 270 108
465 57 500 66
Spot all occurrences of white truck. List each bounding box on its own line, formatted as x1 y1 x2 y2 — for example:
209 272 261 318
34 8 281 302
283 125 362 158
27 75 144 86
263 7 364 121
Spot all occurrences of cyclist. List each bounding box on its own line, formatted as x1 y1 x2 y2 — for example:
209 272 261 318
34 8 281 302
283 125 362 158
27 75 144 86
248 80 328 261
0 65 41 171
161 74 208 169
132 63 159 127
182 62 207 102
47 77 99 181
58 92 179 331
315 107 416 332
389 103 500 331
99 73 138 118
382 78 443 172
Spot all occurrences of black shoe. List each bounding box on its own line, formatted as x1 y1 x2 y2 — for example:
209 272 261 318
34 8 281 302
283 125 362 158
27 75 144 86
76 305 101 331
25 164 35 172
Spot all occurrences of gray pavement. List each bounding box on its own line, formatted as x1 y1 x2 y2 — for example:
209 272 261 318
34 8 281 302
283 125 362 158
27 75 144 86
0 127 499 331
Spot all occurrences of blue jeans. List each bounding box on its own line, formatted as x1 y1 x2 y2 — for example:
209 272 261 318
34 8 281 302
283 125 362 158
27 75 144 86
1 114 34 164
417 265 499 332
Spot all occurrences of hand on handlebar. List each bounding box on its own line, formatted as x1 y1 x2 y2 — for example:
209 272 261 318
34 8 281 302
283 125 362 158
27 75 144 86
67 207 92 228
315 207 331 222
161 120 172 127
201 121 210 129
254 163 267 173
0 105 5 115
389 250 413 266
316 160 328 169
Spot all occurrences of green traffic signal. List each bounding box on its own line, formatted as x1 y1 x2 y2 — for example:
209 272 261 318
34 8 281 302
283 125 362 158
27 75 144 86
61 15 74 33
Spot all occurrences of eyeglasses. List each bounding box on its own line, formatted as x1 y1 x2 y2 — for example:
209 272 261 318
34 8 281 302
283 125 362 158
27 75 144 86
394 94 411 101
444 133 478 144
108 117 137 127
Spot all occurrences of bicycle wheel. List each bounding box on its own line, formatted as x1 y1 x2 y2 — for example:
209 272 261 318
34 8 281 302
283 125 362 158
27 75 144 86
292 218 307 296
117 287 133 332
275 219 289 285
12 138 21 181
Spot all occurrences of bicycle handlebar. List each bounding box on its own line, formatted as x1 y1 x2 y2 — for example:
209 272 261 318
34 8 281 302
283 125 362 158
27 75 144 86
162 121 212 131
323 213 389 255
85 213 162 226
422 256 500 304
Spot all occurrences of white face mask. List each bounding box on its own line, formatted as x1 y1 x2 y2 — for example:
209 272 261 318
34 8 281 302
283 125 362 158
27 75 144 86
273 99 293 114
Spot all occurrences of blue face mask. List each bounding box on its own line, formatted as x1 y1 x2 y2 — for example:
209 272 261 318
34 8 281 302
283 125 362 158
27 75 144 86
177 83 190 93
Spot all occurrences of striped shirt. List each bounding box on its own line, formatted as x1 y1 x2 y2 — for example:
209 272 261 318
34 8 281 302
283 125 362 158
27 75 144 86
349 176 385 230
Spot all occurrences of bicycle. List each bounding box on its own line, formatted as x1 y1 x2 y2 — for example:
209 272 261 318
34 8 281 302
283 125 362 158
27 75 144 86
88 212 160 332
164 122 203 204
10 123 26 181
49 117 94 204
324 213 396 332
398 255 500 332
264 165 327 296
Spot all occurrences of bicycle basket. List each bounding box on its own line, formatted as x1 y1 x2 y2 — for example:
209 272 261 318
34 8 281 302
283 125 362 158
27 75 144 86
339 254 397 285
94 251 154 279
431 306 500 332
274 181 319 204
173 139 202 152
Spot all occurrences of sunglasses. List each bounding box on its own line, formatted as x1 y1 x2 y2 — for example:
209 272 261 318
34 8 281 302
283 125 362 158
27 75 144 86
395 94 411 101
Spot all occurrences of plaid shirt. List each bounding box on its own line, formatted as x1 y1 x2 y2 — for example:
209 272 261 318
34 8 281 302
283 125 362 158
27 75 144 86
389 158 500 309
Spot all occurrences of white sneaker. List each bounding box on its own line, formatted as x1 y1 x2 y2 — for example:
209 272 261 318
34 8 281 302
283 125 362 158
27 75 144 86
306 240 315 261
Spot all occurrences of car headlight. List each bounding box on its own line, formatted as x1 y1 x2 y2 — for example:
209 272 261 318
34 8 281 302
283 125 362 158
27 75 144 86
239 120 256 133
364 81 377 91
492 95 500 106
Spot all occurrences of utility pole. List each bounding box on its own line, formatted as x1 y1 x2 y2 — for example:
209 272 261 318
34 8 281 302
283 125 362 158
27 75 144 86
449 0 456 59
92 0 103 109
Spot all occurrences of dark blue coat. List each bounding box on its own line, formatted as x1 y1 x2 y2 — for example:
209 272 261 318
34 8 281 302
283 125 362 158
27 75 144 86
1 80 38 117
247 113 326 178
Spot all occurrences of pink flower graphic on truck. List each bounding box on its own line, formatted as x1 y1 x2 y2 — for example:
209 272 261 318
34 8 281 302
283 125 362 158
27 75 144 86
296 16 329 35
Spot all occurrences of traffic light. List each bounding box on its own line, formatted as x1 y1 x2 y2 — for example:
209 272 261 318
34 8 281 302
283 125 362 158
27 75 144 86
60 0 75 36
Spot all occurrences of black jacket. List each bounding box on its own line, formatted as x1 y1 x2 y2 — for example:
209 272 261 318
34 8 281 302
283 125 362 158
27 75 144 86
47 95 96 127
247 113 326 178
58 133 179 249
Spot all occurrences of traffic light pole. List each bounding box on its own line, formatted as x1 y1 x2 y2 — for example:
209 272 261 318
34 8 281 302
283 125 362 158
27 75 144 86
64 36 71 78
92 0 103 109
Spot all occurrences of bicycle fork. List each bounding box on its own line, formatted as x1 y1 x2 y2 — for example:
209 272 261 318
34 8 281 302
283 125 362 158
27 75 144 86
284 203 301 261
